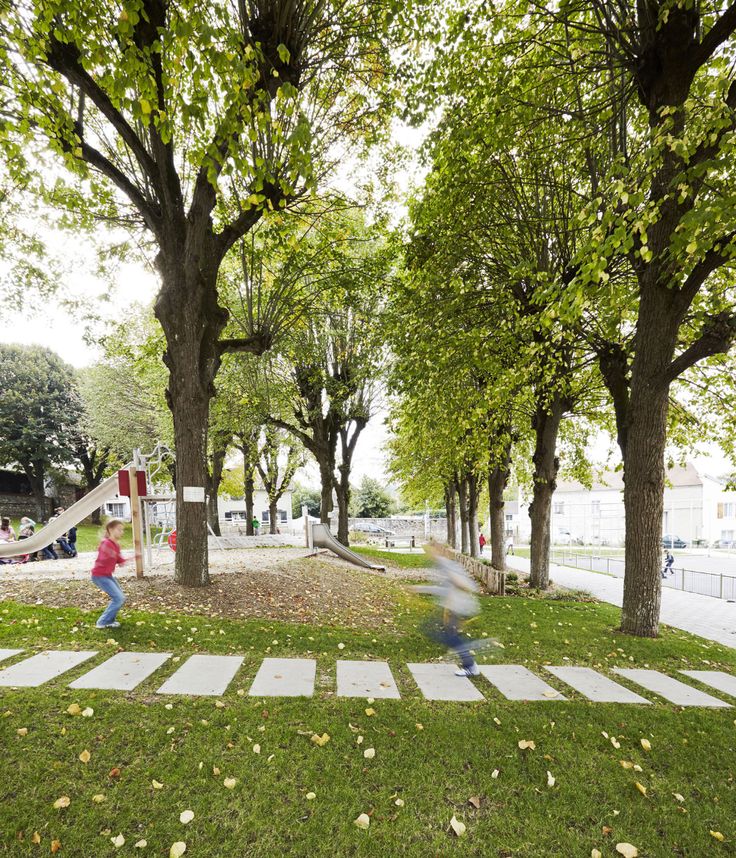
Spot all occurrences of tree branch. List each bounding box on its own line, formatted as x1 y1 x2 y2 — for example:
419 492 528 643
217 332 275 356
661 311 736 385
675 230 736 313
688 2 736 73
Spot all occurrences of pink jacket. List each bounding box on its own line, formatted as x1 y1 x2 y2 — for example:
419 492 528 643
91 538 126 577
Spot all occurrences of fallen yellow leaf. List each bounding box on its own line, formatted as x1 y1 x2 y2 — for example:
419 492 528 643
53 796 70 809
518 740 536 750
640 739 651 752
223 777 237 789
635 782 647 796
51 840 61 854
170 843 187 858
616 844 639 858
354 813 370 829
592 850 602 858
79 750 91 764
134 840 147 848
152 780 163 790
710 831 725 842
16 728 27 737
92 794 106 803
547 771 556 788
365 708 376 717
179 810 194 825
111 834 125 848
310 733 330 747
305 792 316 800
619 760 634 769
31 832 41 844
363 748 376 759
81 707 94 718
66 704 81 716
395 798 405 807
673 792 685 803
449 815 466 837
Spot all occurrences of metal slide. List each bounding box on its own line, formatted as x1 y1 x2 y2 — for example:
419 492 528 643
311 523 385 571
0 473 123 559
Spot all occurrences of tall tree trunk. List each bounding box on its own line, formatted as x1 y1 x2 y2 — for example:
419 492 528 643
444 480 457 548
318 459 334 526
207 444 227 537
268 498 278 534
468 472 479 558
457 477 469 554
528 395 565 589
244 469 255 535
155 253 226 587
24 461 47 522
489 436 512 572
335 479 350 546
620 292 679 636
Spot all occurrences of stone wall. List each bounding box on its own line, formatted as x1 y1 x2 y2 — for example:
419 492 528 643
431 541 506 596
348 517 448 541
0 493 51 521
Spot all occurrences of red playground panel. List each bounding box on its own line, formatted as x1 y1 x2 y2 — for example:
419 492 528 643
168 529 177 552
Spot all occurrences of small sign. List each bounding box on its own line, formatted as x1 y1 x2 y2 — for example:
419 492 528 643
182 486 205 503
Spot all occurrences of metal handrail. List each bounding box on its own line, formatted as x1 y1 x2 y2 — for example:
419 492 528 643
550 549 736 601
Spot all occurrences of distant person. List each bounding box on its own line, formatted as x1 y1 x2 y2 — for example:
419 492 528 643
252 516 260 534
67 525 78 556
18 517 37 561
478 532 486 555
662 549 674 579
0 517 15 542
506 536 514 556
39 520 58 561
90 519 128 629
413 548 499 677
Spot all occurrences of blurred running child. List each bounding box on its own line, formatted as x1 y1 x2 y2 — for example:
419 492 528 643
90 519 128 629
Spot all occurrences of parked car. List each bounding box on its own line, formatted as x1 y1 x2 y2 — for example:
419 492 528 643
554 528 583 546
661 534 688 548
353 523 396 536
713 538 736 549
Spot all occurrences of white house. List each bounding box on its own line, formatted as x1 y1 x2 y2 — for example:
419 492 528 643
545 461 736 546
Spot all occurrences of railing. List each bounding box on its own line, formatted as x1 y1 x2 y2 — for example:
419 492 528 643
550 549 736 601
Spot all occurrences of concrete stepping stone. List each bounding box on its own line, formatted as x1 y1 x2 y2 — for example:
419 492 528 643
478 665 566 701
407 663 485 702
679 670 736 699
0 649 23 664
336 660 401 699
613 668 731 708
248 658 316 697
70 652 172 691
0 650 97 687
546 666 650 704
157 654 243 696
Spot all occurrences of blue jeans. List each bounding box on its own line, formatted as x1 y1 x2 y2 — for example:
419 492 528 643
423 612 476 670
92 576 126 626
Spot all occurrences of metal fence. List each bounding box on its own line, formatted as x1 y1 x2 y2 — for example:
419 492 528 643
550 550 736 601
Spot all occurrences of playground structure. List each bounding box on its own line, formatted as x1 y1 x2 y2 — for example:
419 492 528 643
0 444 387 575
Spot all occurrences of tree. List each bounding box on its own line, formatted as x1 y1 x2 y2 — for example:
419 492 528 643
291 482 321 518
353 475 394 518
256 426 302 533
1 0 393 586
0 344 82 518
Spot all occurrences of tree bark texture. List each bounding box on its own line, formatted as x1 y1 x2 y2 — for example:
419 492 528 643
444 480 457 548
207 442 228 537
620 288 681 636
244 470 255 534
457 477 469 555
488 437 512 572
467 472 480 558
528 396 565 589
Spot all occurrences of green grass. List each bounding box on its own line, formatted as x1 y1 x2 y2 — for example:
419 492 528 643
1 587 735 856
350 545 434 569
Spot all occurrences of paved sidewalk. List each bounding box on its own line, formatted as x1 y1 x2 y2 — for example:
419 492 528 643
508 556 736 650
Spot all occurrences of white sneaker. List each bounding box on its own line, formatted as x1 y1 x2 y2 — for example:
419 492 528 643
455 665 480 677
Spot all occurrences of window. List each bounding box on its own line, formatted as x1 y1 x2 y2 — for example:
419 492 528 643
107 503 125 518
591 500 601 516
723 503 735 518
278 509 288 522
553 502 564 514
505 514 513 522
261 511 270 523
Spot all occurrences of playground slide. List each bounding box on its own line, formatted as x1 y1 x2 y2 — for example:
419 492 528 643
311 523 385 572
0 473 123 559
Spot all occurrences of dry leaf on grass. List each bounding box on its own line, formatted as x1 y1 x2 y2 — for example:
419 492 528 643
395 798 405 807
79 750 91 764
468 796 481 809
152 780 163 790
66 704 81 716
223 777 237 789
518 740 536 750
170 843 187 858
591 850 602 858
449 815 466 837
365 708 376 717
310 733 330 747
92 794 106 804
354 813 370 830
640 739 651 752
134 840 147 848
51 840 61 854
31 832 41 844
547 771 556 788
710 831 725 842
53 796 70 809
616 844 639 858
16 727 28 737
363 748 375 759
82 707 94 718
635 782 647 796
306 792 316 800
111 834 125 848
673 793 685 803
179 810 194 825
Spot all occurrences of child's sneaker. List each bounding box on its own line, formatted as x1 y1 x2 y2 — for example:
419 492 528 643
455 665 480 677
107 622 121 628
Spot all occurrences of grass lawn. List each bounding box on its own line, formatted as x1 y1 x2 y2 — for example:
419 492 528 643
351 545 434 569
1 567 735 857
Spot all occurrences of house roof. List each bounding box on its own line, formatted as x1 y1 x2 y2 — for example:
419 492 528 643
556 461 706 494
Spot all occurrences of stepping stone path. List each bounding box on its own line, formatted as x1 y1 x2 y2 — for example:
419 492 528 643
157 654 243 697
612 668 731 708
545 666 651 704
0 650 97 688
69 652 172 691
249 658 316 697
336 660 400 699
406 663 485 701
680 669 736 698
0 649 23 663
0 648 733 707
479 665 565 701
